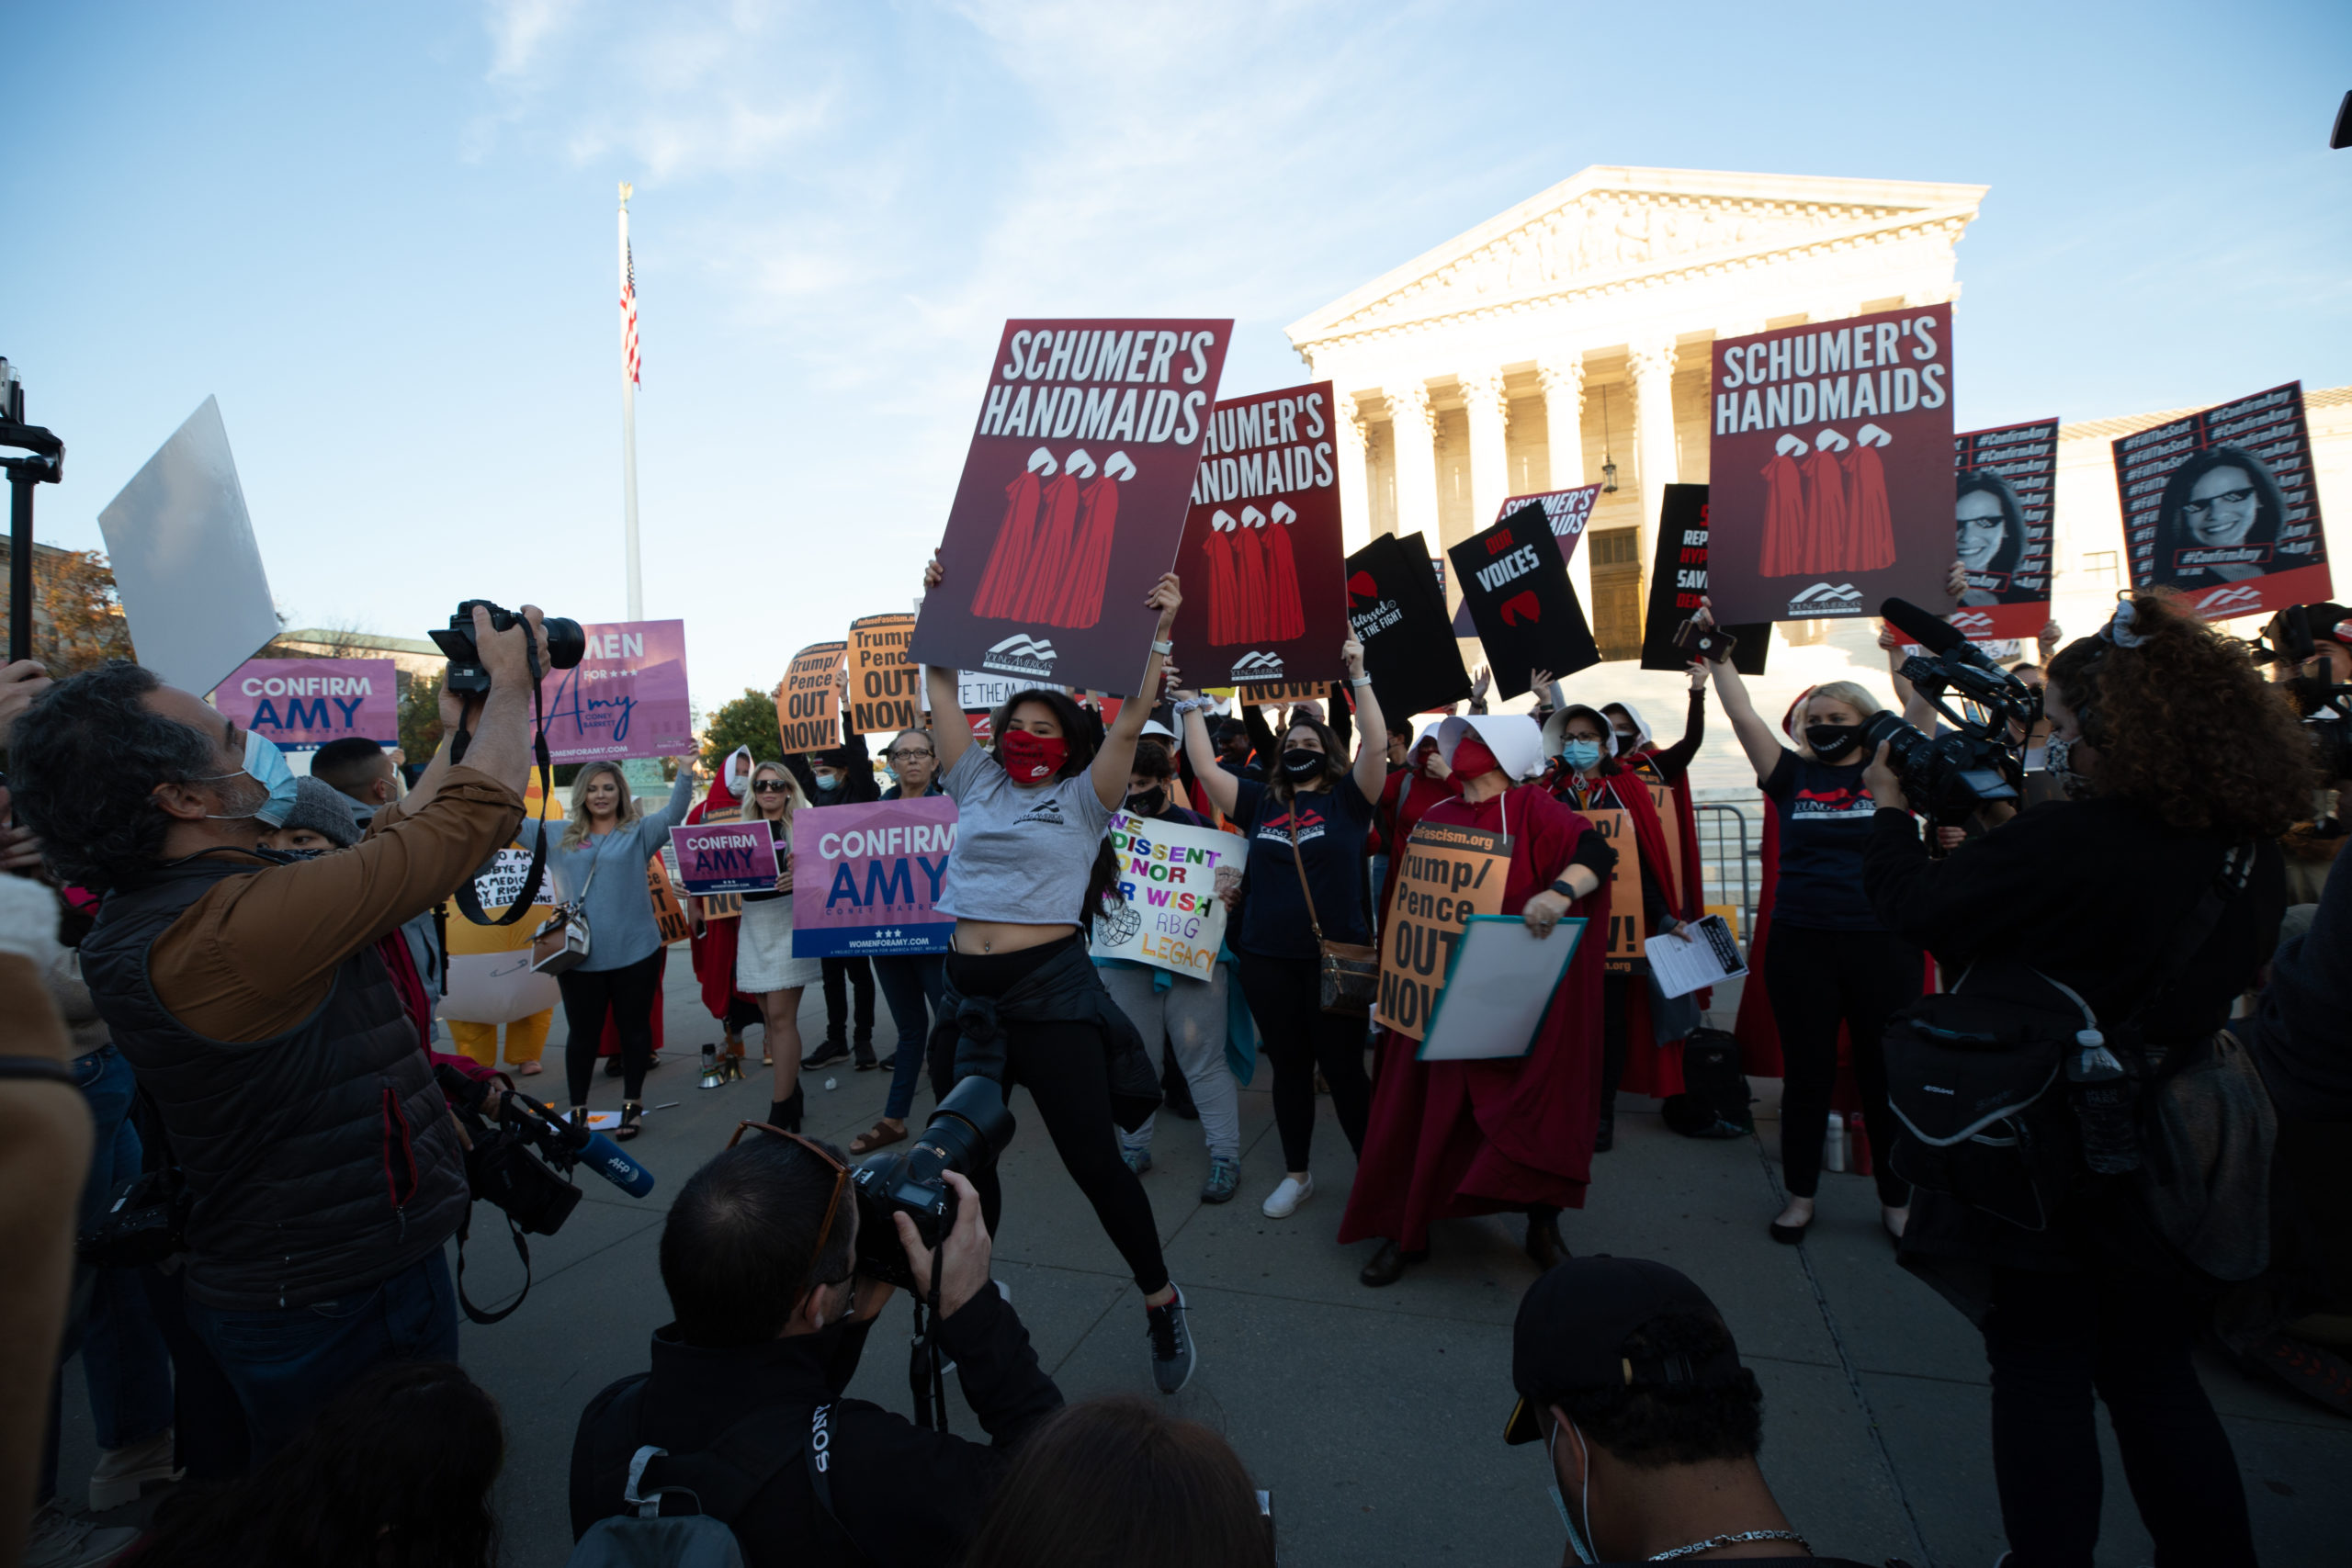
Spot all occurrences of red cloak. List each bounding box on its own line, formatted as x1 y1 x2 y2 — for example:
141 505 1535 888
1801 448 1849 575
1758 454 1808 577
1263 519 1304 640
1846 443 1897 572
1549 767 1688 1099
1021 472 1086 625
1055 472 1121 630
972 469 1043 620
684 770 753 1027
1340 784 1612 1250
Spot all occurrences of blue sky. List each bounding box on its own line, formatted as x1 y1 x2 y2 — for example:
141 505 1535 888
8 0 2350 710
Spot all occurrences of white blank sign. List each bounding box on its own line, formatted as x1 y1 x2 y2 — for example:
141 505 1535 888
1418 914 1587 1062
96 396 280 700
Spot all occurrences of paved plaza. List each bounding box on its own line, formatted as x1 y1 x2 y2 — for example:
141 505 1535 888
53 965 2350 1566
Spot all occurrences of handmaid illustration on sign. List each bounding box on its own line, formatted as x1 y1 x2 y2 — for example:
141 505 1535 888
970 446 1135 629
1758 423 1897 576
1201 501 1306 646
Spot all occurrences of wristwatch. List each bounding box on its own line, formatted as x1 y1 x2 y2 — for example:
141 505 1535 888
1548 877 1581 900
1150 639 1173 656
1349 674 1374 688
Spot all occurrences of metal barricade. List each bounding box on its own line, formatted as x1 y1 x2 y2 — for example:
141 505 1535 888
1694 802 1757 944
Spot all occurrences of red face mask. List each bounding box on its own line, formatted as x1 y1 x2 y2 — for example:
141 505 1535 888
997 728 1067 784
1451 734 1501 778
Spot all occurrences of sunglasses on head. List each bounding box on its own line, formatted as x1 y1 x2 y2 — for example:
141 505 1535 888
727 1121 854 1290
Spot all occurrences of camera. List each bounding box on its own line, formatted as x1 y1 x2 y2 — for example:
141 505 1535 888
1871 598 2040 826
2256 604 2352 784
851 1076 1015 1291
428 600 588 694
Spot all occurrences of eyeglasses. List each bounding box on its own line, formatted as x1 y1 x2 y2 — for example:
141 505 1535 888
751 780 790 793
885 748 933 762
2181 487 2254 519
727 1121 854 1289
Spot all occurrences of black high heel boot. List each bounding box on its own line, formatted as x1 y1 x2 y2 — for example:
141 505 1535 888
616 1100 643 1141
766 1087 806 1133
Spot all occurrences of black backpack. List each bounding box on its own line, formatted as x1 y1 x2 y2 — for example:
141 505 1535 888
1661 1028 1753 1138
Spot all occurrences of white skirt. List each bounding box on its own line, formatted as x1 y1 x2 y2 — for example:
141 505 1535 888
736 897 823 993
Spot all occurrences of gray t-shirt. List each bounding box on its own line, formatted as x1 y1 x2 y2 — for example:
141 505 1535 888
514 770 695 971
935 746 1114 925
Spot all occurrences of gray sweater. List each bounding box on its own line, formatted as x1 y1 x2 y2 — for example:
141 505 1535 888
515 771 695 972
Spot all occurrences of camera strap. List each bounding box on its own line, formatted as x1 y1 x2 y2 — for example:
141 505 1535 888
906 1245 950 1432
451 636 557 928
454 1203 535 1325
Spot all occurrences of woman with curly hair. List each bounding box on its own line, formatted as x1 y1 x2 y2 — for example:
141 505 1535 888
1860 590 2310 1568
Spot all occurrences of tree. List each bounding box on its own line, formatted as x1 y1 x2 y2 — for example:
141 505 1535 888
702 687 785 772
399 670 445 761
0 544 135 674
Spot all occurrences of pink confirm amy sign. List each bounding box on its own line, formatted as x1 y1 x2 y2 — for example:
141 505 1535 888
790 796 959 958
670 821 781 897
213 658 399 750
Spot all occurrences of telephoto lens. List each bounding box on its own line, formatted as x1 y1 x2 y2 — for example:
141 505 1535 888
851 1077 1015 1290
427 602 589 693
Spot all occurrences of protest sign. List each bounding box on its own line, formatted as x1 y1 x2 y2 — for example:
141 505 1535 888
2112 381 2332 621
1222 681 1332 709
1498 484 1602 553
777 641 845 752
541 621 695 762
1644 781 1684 897
1346 532 1472 716
956 671 1021 714
846 614 923 735
671 820 782 897
440 846 559 1025
1169 380 1348 694
910 318 1233 695
97 396 280 699
648 854 692 945
1949 420 2060 640
1088 812 1245 980
1374 818 1510 1042
1448 503 1599 700
212 658 399 750
1419 915 1586 1062
1704 305 1955 624
791 796 958 957
1637 485 1770 675
1583 807 1644 972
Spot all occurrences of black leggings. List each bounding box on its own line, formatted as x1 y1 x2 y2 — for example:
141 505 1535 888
1762 921 1918 1206
938 940 1169 1295
1600 972 1631 1115
1235 949 1371 1173
1983 1260 2255 1566
822 955 876 1044
559 949 664 1108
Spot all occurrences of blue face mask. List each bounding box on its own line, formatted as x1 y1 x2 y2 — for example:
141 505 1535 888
198 730 300 827
1560 739 1604 772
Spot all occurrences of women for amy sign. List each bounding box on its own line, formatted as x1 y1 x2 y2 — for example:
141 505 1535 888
543 620 696 762
910 319 1232 695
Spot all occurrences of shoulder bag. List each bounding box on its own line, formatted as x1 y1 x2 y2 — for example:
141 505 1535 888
532 833 609 976
1289 797 1378 1017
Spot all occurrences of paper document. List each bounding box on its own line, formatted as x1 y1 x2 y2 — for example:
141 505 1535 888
1645 915 1747 998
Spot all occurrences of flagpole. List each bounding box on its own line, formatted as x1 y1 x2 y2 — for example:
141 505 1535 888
618 181 643 620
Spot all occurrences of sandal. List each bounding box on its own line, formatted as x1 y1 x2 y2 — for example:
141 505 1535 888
616 1100 644 1141
851 1120 907 1156
513 1059 543 1077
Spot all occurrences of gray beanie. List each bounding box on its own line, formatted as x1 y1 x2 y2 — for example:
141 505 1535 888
281 775 363 848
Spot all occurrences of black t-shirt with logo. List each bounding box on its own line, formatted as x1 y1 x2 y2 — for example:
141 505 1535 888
1232 776 1377 961
1762 750 1886 931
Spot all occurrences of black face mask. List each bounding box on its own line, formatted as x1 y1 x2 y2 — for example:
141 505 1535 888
1126 785 1169 818
1804 723 1863 761
1281 749 1327 782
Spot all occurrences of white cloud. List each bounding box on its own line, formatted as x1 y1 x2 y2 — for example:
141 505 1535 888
484 0 584 81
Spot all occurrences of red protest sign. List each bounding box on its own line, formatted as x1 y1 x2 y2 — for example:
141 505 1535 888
1168 380 1349 693
1703 304 1955 625
2112 382 2332 622
910 320 1232 696
1948 419 2060 642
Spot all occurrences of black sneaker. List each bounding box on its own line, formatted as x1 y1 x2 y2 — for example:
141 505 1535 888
1146 1285 1197 1395
804 1038 852 1069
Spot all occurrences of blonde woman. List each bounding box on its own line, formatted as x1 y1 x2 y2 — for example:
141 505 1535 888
736 760 825 1132
514 757 697 1139
1699 604 1920 1246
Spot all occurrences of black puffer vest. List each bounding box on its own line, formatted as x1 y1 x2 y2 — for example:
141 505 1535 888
80 854 467 1311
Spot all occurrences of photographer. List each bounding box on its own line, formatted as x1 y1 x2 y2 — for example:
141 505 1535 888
570 1133 1062 1567
6 607 548 1460
1861 592 2308 1568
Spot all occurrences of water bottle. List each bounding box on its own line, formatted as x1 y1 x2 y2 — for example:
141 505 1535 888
2067 1029 2140 1176
1823 1111 1848 1174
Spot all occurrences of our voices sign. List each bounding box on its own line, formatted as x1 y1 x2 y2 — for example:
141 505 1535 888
778 641 845 753
1374 820 1509 1043
1087 813 1245 981
790 796 957 957
669 821 780 897
544 621 696 762
213 658 399 750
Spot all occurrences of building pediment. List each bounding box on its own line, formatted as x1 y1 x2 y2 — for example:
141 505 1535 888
1288 165 1986 352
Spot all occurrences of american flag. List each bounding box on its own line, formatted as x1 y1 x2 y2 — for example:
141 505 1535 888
620 241 640 384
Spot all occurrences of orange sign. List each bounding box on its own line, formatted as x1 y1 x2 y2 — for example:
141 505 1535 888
1583 807 1644 971
848 615 922 736
778 641 845 753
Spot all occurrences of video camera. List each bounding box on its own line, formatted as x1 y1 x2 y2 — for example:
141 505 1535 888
850 1076 1015 1291
1863 598 2037 827
2255 604 2352 785
428 600 587 695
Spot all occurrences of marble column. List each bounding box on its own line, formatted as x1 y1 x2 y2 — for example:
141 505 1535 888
1627 340 1679 563
1459 368 1510 536
1334 391 1374 551
1387 382 1441 558
1536 356 1590 610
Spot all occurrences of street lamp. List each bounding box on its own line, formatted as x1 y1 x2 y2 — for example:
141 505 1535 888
0 359 66 665
1598 384 1618 493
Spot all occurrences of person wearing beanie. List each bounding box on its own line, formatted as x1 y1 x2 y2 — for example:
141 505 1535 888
262 776 364 852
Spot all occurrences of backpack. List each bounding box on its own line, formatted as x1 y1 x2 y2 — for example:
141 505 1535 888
568 1380 846 1568
1661 1028 1753 1138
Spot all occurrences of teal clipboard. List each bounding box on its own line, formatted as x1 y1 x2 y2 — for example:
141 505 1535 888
1415 912 1588 1062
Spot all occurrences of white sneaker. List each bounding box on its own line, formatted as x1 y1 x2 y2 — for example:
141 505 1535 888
1261 1173 1314 1218
89 1427 179 1509
24 1500 141 1568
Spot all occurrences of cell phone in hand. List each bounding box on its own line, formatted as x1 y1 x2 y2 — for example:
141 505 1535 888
1672 618 1736 663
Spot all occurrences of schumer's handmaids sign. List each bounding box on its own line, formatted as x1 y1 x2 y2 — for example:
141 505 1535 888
1087 812 1245 981
790 796 958 957
670 821 781 897
1375 820 1510 1043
